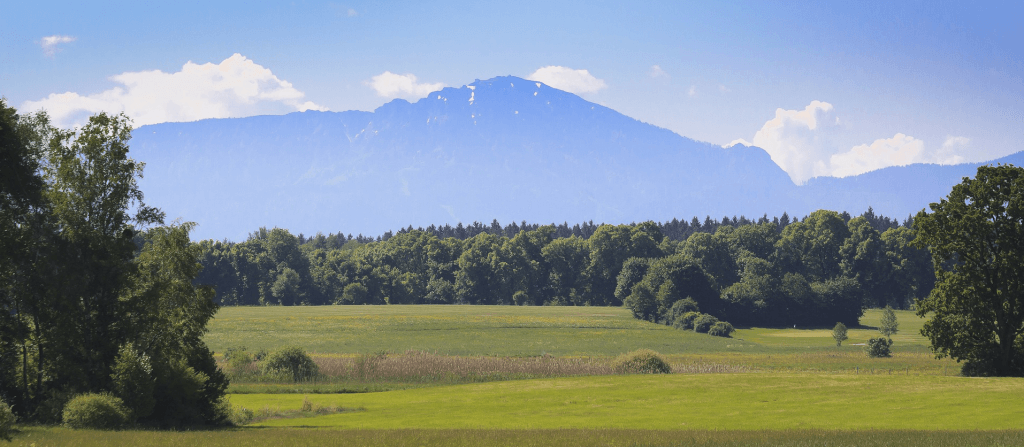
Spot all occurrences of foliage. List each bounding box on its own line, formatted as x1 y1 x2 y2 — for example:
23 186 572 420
707 321 735 337
914 165 1024 376
0 398 15 441
110 344 155 421
879 306 898 339
865 337 892 358
611 349 671 374
0 108 226 426
672 311 702 330
832 322 849 346
665 297 699 326
62 393 130 430
692 314 720 333
264 347 320 382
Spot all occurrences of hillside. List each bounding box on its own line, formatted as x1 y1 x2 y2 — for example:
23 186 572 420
128 76 1020 241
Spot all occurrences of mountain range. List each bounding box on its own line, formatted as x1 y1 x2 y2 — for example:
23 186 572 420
127 76 1023 242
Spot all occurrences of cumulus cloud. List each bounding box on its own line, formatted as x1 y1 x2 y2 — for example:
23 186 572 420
368 72 445 99
830 134 925 177
937 136 969 165
649 65 669 78
731 101 972 184
688 85 697 97
40 35 76 57
742 100 841 184
527 66 607 94
22 53 327 128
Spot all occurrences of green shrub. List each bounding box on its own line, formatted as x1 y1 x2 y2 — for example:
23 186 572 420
62 393 130 429
0 398 16 441
866 337 893 358
692 313 720 333
263 347 319 382
666 297 699 326
110 344 155 421
707 321 735 337
612 349 671 374
673 311 701 330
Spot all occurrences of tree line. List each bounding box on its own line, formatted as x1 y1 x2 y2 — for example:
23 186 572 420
195 209 934 327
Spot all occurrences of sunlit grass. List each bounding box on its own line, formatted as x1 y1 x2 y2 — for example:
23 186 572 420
228 373 1024 431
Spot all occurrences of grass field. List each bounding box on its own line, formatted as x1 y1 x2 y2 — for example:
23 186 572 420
205 306 928 356
8 306 994 446
230 374 1024 431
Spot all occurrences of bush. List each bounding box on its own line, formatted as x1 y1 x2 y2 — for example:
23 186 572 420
110 344 155 421
666 297 699 326
692 313 720 333
866 337 893 358
673 311 701 330
0 398 16 441
707 321 735 337
62 393 130 429
612 349 671 374
263 347 319 382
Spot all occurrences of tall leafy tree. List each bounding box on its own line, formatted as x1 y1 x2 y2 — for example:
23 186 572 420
914 164 1024 376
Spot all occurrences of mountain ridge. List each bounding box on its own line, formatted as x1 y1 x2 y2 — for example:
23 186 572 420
127 75 1019 241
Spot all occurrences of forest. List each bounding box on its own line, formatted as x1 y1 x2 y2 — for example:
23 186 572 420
195 208 934 328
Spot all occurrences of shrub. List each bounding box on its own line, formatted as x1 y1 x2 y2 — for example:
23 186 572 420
666 297 699 326
692 313 720 333
62 393 130 429
673 311 701 330
263 347 319 382
707 321 735 337
110 344 155 421
612 349 671 374
224 347 255 372
0 398 15 441
832 322 849 346
866 337 893 358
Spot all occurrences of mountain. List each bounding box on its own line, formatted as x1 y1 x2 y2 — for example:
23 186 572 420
127 75 1020 242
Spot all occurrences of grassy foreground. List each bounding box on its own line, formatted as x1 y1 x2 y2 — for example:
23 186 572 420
230 374 1024 430
10 427 1024 447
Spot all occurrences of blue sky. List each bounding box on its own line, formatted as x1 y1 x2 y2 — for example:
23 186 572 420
3 1 1021 183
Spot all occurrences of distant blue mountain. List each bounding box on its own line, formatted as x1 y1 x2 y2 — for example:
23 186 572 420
128 76 1021 241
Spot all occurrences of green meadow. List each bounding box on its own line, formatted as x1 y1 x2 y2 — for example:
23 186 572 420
12 306 1013 446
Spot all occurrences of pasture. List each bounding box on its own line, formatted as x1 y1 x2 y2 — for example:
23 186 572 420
12 306 1008 446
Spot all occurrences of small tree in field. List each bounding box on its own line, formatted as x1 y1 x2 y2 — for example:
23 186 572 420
879 306 898 339
832 322 849 346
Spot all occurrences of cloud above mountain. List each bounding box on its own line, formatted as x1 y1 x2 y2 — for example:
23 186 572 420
527 66 607 94
21 53 326 128
731 101 971 184
368 72 446 99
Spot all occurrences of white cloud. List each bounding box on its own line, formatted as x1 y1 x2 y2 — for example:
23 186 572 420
937 136 969 165
830 133 925 177
22 53 327 128
649 65 669 78
348 8 358 16
747 100 841 184
687 85 697 97
718 84 731 93
527 66 607 94
736 101 972 184
40 35 76 57
368 72 445 99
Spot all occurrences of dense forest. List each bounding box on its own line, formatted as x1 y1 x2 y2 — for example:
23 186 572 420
195 208 933 327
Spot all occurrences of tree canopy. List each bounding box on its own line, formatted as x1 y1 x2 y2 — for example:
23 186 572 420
914 164 1024 376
